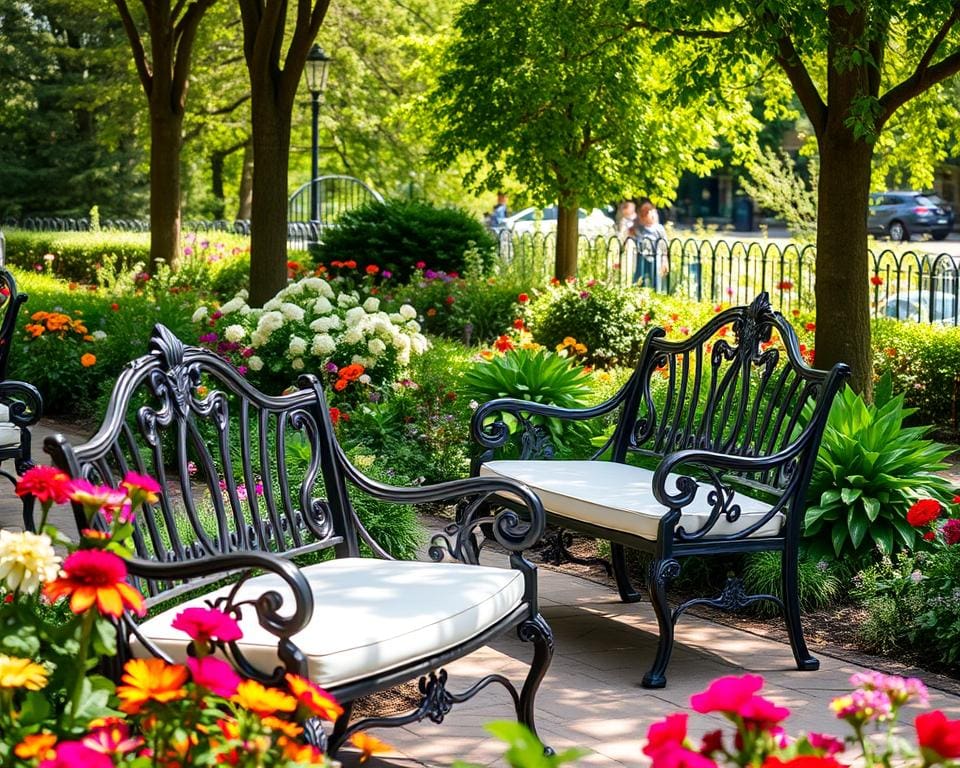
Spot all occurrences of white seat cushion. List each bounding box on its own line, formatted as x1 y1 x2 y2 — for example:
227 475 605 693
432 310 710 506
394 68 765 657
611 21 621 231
0 421 21 449
479 460 782 541
0 404 9 422
134 557 524 688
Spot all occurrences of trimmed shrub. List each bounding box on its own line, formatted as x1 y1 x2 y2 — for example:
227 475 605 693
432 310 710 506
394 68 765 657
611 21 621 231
315 199 497 280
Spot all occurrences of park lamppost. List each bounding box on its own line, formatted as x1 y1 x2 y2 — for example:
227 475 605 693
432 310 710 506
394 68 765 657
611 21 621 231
304 44 332 223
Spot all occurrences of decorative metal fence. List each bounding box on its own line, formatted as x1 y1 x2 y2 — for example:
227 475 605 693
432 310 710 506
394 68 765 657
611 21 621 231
498 232 960 325
2 216 251 235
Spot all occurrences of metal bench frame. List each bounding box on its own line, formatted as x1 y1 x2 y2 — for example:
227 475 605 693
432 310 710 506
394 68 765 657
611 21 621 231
470 293 849 687
44 325 553 755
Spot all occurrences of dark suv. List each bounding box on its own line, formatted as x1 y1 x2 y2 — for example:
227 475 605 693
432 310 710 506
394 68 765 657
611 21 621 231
868 191 955 241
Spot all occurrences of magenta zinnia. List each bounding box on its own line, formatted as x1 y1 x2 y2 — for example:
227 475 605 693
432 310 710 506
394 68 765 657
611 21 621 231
171 606 242 644
42 550 145 618
187 656 241 697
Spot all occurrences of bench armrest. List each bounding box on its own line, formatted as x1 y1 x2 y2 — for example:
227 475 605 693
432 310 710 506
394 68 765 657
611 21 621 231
125 551 314 680
0 380 43 426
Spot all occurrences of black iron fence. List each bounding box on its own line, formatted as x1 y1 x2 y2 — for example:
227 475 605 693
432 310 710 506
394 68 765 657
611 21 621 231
498 232 960 325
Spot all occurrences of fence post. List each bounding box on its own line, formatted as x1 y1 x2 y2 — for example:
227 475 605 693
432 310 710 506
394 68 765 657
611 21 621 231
0 228 5 266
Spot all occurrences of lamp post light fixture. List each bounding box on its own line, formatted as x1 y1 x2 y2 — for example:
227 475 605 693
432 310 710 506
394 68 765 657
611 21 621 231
304 44 332 224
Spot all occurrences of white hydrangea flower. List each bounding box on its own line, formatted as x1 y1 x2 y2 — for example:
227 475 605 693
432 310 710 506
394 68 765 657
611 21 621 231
406 320 421 333
280 303 305 322
345 306 366 326
313 296 333 314
224 325 246 343
249 331 267 348
352 354 373 368
301 277 325 293
288 336 308 356
263 298 282 311
92 330 107 341
343 328 363 345
248 355 264 371
311 334 336 356
363 297 380 313
389 313 403 324
257 311 284 333
191 306 208 323
358 374 372 385
372 315 392 334
411 335 428 355
291 357 305 370
285 281 304 295
220 296 247 315
399 304 417 320
337 292 359 308
368 338 387 356
0 530 61 594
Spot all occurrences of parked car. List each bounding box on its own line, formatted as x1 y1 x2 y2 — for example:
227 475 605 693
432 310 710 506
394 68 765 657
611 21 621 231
504 206 616 237
880 289 958 324
868 191 955 242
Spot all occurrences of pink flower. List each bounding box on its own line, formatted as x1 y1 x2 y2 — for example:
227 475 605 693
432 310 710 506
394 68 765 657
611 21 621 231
15 466 72 504
849 672 928 706
644 713 688 757
121 471 161 506
171 607 242 644
739 696 791 730
649 744 719 768
691 674 764 715
187 656 241 697
943 518 960 546
415 261 426 269
187 461 198 476
830 688 893 723
68 479 129 520
807 733 845 756
82 719 144 755
39 742 113 768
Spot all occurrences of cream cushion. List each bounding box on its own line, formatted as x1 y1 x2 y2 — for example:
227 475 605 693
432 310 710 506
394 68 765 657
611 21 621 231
0 413 20 448
479 460 782 541
134 557 524 688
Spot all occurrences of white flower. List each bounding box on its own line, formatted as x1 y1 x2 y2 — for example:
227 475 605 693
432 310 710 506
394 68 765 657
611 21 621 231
352 354 373 367
363 297 380 313
469 400 479 410
284 281 304 295
358 374 372 385
368 338 387 356
311 334 336 356
257 311 284 334
291 357 305 371
191 306 208 323
249 331 267 348
288 335 308 356
248 355 264 371
389 313 404 323
280 303 305 322
263 298 282 311
92 330 107 341
220 296 247 315
224 325 246 343
0 530 61 594
313 296 333 315
343 328 363 345
406 320 421 333
345 307 366 326
310 316 341 333
399 304 417 320
302 277 326 293
411 335 428 355
337 292 358 308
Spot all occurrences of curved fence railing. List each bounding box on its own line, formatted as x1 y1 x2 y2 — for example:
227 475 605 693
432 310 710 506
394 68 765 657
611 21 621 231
499 232 960 325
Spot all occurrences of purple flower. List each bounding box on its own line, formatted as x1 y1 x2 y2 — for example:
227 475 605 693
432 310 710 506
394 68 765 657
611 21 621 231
382 270 392 279
369 392 382 403
579 291 590 299
325 362 339 373
200 240 209 248
199 332 218 343
424 269 438 280
187 461 198 476
183 246 194 256
237 365 248 376
241 347 254 358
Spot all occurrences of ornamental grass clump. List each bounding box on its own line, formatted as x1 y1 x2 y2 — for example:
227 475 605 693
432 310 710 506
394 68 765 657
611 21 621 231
193 272 428 398
2 467 389 766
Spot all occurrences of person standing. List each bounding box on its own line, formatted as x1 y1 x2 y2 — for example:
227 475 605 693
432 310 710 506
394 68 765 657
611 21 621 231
633 202 669 289
490 192 509 230
616 199 638 240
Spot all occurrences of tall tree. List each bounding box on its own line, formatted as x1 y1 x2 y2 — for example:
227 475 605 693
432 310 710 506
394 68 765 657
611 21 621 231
114 0 217 269
237 0 331 306
427 0 737 278
641 0 960 396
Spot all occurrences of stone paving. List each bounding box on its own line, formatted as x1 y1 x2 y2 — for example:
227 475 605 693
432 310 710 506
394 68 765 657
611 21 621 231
3 420 960 767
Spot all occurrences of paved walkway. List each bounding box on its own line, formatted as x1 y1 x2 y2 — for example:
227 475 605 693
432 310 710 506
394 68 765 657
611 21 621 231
3 421 960 767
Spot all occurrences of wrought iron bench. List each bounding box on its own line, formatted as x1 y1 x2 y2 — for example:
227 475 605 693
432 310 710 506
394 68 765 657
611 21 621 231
469 293 849 688
44 325 553 756
0 266 43 524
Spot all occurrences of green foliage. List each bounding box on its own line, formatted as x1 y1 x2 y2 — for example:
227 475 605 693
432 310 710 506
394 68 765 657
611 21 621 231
462 348 595 456
528 281 652 367
872 318 960 441
454 722 586 768
738 145 818 241
315 199 496 281
803 375 953 563
742 550 843 617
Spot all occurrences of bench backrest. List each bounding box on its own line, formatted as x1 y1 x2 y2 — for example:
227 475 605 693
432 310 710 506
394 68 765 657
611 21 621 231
44 325 362 605
0 267 29 381
610 293 849 494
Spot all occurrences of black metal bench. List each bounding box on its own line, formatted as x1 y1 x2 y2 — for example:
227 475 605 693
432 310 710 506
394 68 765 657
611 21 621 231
0 266 43 524
469 293 849 688
44 325 553 756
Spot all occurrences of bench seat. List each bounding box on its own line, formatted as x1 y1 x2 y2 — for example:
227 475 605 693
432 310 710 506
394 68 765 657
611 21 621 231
134 558 524 688
479 460 783 540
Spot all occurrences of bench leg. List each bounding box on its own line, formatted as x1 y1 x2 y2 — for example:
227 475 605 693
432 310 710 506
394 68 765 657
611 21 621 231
642 558 680 689
611 543 643 603
782 553 820 672
517 614 554 751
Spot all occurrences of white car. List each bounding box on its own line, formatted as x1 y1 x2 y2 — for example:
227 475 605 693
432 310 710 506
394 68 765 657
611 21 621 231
504 206 616 238
880 290 958 324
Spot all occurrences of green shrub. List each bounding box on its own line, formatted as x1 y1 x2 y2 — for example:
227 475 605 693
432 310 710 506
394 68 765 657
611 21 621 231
872 317 960 441
527 281 652 367
315 199 497 280
803 374 953 564
742 550 843 617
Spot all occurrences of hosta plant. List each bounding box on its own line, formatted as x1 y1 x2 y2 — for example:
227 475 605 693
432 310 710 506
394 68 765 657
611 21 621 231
803 375 953 563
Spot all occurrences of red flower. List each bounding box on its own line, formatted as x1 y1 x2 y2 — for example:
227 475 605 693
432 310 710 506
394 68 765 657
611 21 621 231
907 499 942 528
494 335 514 352
329 407 342 425
43 550 146 618
518 293 529 303
513 318 525 330
777 280 794 291
763 758 844 768
870 275 884 286
365 264 380 275
445 295 455 305
699 730 723 756
285 673 344 720
915 710 960 761
644 713 688 757
15 466 72 504
805 322 816 331
415 261 426 269
943 518 960 546
923 531 936 541
110 303 119 311
344 260 357 269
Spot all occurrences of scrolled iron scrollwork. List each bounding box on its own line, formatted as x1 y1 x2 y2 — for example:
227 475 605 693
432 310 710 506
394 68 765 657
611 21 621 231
675 466 741 542
518 419 555 460
733 292 775 356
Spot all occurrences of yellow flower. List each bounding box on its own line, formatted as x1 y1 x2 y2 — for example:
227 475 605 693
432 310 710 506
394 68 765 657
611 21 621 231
14 732 57 759
0 655 49 691
0 530 61 594
351 732 393 763
574 343 587 355
562 336 577 346
232 679 296 716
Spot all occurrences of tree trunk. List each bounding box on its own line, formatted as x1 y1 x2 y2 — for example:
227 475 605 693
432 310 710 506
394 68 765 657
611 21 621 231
150 110 183 271
210 150 226 220
555 202 580 279
236 139 254 220
814 131 873 397
248 100 291 306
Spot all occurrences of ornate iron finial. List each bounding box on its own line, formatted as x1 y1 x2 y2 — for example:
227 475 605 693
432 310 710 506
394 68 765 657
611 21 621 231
148 324 187 372
735 292 775 352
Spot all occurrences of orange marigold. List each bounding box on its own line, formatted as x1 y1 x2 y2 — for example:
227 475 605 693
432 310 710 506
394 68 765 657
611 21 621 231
14 732 57 759
285 673 344 720
115 658 188 714
81 353 97 367
232 679 296 717
351 732 393 763
339 363 365 382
